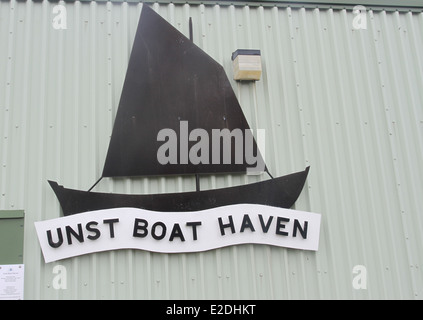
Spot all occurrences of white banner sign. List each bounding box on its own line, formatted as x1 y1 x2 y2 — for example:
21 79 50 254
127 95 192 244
35 204 321 263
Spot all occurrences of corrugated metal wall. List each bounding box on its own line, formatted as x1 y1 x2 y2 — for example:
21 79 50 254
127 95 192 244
1 0 422 299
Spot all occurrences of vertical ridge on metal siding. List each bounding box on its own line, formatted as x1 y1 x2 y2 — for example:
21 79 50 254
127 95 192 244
1 1 423 299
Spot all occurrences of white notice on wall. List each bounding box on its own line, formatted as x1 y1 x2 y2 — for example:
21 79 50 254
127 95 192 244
0 264 24 300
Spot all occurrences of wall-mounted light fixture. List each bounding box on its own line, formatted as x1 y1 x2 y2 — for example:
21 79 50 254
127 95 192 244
231 49 262 81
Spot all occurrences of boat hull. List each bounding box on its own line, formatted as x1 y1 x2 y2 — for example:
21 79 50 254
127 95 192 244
48 167 309 216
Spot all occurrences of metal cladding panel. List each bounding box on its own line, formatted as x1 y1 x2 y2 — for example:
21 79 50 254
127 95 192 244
0 0 422 299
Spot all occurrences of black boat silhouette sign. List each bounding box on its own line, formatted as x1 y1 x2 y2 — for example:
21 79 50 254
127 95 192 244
36 5 321 261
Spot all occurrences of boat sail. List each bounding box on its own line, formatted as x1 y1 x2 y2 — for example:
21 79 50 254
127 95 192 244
103 4 264 177
48 5 309 216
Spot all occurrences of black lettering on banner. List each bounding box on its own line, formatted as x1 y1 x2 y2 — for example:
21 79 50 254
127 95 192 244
133 218 148 238
151 222 166 240
65 224 84 245
258 214 273 233
86 221 101 240
293 219 308 239
169 223 185 242
47 228 63 248
186 221 202 240
103 218 119 238
240 214 255 233
275 217 289 236
218 215 235 236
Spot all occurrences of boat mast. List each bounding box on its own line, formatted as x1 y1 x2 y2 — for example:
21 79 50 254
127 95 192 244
190 16 200 192
189 17 193 42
